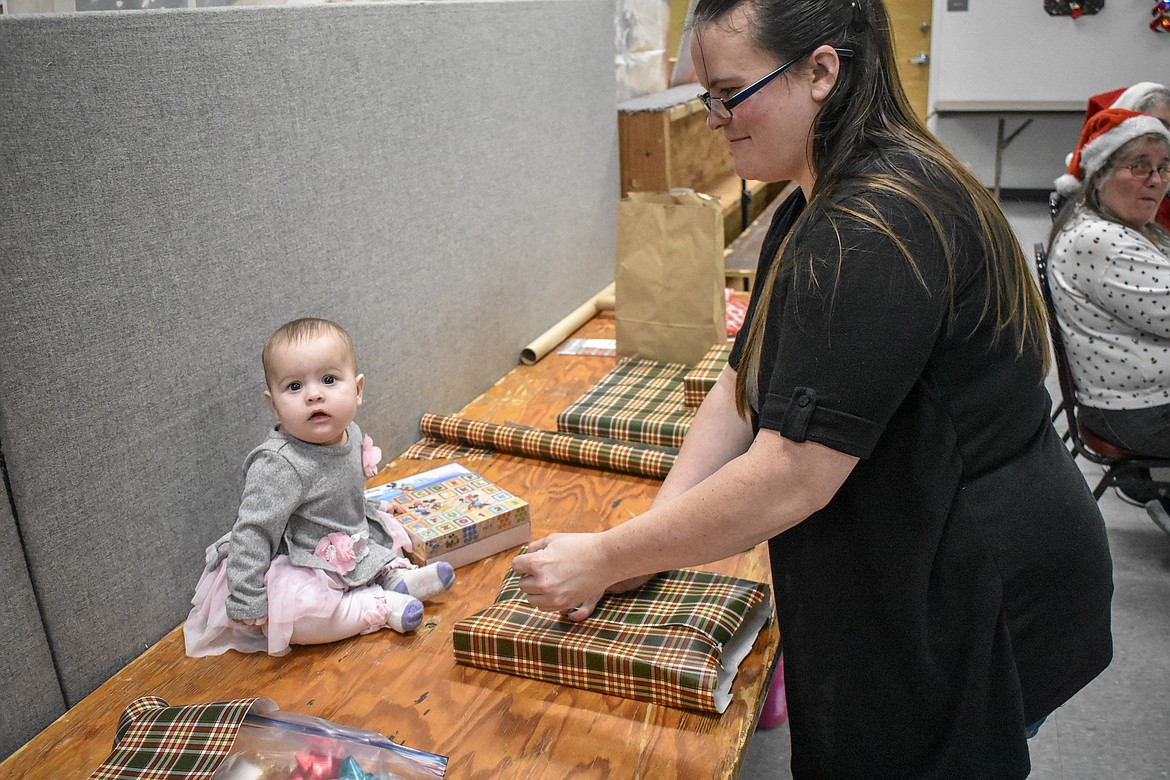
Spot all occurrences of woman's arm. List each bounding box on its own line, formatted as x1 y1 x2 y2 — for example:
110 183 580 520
225 453 304 621
512 422 858 616
592 365 755 602
654 364 755 506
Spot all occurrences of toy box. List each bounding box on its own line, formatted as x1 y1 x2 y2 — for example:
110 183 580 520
364 464 529 568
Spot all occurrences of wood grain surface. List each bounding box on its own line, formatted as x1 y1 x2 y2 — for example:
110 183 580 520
3 311 778 780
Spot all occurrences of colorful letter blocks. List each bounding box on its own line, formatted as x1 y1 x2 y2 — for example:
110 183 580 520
364 464 530 568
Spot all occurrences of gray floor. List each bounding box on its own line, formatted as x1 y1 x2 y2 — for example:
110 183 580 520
738 196 1170 779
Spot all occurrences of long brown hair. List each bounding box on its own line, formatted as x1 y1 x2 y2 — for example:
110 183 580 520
691 0 1049 417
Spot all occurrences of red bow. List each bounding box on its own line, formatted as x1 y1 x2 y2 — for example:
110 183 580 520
291 752 340 780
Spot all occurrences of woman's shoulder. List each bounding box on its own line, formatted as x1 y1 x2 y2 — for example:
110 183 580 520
805 154 966 242
823 149 966 214
1058 206 1160 253
758 187 807 252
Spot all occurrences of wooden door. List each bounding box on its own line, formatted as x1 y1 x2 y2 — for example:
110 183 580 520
886 0 933 122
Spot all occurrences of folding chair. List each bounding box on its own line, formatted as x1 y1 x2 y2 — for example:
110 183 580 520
1049 191 1064 222
1033 243 1170 505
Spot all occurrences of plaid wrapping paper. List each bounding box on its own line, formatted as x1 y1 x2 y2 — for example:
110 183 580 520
89 696 272 780
555 358 695 448
683 344 733 407
417 413 677 480
452 565 772 713
403 439 492 460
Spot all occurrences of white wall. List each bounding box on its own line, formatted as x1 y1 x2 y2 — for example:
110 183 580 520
927 0 1168 190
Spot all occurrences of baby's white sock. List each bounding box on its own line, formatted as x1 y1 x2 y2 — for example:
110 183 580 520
381 589 424 634
381 562 455 601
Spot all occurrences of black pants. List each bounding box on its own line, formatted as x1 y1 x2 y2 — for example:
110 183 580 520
1080 403 1170 502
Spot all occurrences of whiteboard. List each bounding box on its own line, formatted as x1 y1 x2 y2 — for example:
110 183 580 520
929 0 1168 106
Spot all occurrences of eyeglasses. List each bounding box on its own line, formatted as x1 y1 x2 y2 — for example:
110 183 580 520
698 47 853 121
1121 160 1170 180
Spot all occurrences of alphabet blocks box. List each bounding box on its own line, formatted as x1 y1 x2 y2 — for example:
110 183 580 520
364 464 530 568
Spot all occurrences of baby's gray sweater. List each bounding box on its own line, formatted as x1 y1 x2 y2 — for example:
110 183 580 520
222 422 398 621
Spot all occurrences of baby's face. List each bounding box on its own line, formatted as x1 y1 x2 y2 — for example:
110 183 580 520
263 333 364 447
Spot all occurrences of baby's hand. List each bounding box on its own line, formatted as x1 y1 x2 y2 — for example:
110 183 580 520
238 616 268 627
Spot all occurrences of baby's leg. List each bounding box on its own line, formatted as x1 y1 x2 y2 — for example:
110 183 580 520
289 586 422 644
380 561 455 600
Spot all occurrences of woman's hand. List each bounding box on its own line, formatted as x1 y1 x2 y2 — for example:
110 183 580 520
511 533 610 621
605 574 654 594
238 616 268 627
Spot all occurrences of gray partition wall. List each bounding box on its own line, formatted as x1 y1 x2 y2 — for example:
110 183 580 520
0 0 618 757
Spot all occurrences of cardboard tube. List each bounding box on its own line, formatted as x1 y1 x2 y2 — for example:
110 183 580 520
519 282 615 365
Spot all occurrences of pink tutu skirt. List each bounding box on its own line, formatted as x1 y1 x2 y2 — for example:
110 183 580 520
185 555 368 657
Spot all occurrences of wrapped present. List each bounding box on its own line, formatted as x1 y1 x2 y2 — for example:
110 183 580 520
682 343 732 407
365 464 529 568
88 696 447 780
410 414 677 480
725 288 748 337
555 358 695 448
452 564 772 714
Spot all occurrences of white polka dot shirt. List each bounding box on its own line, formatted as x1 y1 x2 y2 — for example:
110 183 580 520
1049 206 1170 409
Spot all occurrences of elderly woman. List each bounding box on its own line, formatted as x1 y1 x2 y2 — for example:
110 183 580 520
514 0 1114 775
1049 107 1170 527
1086 82 1170 229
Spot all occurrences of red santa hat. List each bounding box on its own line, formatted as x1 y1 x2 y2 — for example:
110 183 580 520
1110 82 1166 112
1081 82 1165 124
1055 108 1170 197
1083 87 1126 123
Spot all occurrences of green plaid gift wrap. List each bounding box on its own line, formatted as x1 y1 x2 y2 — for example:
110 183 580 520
89 696 449 779
452 564 773 714
555 358 695 448
89 696 274 780
365 463 530 567
683 344 733 407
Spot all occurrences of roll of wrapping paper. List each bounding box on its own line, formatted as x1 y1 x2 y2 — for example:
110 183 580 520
418 413 676 480
519 282 616 365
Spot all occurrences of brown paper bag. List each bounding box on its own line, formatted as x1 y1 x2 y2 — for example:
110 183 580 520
615 189 727 365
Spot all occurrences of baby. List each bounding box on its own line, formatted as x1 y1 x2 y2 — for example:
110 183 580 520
185 318 454 657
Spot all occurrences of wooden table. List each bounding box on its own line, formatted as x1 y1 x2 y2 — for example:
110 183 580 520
1 311 779 780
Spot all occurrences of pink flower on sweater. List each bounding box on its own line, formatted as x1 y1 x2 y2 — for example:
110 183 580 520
361 434 382 477
313 532 358 574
